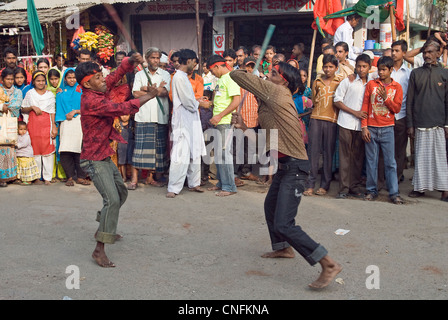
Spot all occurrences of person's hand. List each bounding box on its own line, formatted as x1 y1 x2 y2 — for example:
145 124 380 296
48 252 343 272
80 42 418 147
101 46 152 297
362 127 371 143
144 84 159 99
57 88 63 93
66 110 77 120
377 85 387 101
2 103 8 113
231 112 247 131
198 99 212 109
210 114 223 126
129 52 145 66
32 106 42 116
51 125 58 139
353 110 368 120
445 127 448 139
407 127 415 139
348 73 356 83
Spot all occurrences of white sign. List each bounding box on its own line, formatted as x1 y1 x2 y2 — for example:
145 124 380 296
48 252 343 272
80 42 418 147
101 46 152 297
213 34 225 56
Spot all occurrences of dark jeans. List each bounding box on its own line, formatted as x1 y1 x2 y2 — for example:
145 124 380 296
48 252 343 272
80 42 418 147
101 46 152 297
80 157 128 244
60 152 86 180
264 157 328 266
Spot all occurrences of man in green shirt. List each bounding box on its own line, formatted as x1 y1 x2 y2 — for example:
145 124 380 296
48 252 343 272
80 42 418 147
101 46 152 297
206 55 241 196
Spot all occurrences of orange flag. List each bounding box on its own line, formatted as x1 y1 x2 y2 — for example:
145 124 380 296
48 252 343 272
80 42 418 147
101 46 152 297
312 0 345 36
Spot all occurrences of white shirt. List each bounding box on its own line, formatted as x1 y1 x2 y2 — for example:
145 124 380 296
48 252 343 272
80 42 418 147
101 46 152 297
171 69 205 160
132 67 171 124
391 62 411 120
333 21 363 61
334 75 371 131
202 71 218 91
21 89 55 124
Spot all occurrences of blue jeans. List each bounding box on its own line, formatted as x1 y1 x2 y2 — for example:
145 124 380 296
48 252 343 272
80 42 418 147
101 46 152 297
80 157 128 244
264 157 328 266
213 124 237 193
364 126 399 198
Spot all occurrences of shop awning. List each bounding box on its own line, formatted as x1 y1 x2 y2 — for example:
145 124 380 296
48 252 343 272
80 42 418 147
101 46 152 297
0 0 157 27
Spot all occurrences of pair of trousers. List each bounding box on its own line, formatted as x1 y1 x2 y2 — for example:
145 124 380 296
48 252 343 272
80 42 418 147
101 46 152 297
306 119 337 190
213 124 237 192
35 154 55 182
60 152 86 180
167 134 201 194
264 157 328 266
80 157 128 244
338 126 365 194
364 126 399 198
394 117 408 179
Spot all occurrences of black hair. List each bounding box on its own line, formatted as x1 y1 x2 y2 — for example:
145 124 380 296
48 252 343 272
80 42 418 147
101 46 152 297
171 51 181 61
322 45 336 54
47 68 61 79
347 13 362 21
116 51 127 58
356 53 372 66
377 56 394 69
178 49 198 65
223 48 236 59
206 54 226 68
127 50 136 57
78 49 94 58
276 61 302 94
36 58 50 67
55 53 66 59
422 39 441 53
14 67 27 79
321 38 333 45
3 46 17 58
266 45 276 53
31 70 47 84
391 40 408 52
1 67 15 79
18 121 27 127
335 41 349 53
64 69 76 79
236 46 248 55
75 62 101 84
294 43 305 51
322 54 339 67
251 44 261 55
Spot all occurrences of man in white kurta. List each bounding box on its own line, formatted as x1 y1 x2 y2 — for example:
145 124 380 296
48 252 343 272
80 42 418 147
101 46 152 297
167 49 211 198
333 14 363 63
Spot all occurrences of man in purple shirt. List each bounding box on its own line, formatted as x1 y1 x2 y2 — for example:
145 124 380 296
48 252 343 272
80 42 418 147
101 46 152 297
75 52 158 268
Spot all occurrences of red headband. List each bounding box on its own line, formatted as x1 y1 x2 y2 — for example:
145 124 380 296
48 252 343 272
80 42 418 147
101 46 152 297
208 61 233 71
274 65 288 82
80 70 98 85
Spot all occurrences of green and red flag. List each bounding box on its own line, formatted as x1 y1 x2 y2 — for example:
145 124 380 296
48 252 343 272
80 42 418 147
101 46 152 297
312 0 345 37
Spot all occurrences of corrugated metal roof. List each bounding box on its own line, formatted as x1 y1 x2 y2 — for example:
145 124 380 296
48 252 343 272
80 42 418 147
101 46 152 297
0 0 152 11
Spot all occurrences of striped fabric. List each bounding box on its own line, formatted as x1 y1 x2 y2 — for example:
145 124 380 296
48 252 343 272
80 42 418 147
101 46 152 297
240 89 259 128
17 156 40 182
412 127 448 192
132 122 168 172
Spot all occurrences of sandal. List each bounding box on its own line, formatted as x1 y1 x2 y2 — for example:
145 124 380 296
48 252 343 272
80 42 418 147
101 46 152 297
303 188 314 196
315 188 327 196
364 193 378 201
149 180 165 187
76 178 91 186
0 182 7 187
391 196 404 205
234 177 245 187
127 182 137 190
65 179 75 187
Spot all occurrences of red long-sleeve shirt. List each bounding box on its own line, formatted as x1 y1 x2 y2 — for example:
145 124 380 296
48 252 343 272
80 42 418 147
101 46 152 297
361 78 403 128
80 57 141 161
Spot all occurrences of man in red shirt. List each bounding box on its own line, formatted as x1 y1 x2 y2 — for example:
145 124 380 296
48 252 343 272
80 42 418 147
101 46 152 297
76 52 158 268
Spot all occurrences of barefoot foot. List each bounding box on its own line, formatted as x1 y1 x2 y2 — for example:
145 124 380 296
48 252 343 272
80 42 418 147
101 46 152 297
261 247 295 258
92 243 115 268
308 256 342 289
166 192 177 198
215 191 236 197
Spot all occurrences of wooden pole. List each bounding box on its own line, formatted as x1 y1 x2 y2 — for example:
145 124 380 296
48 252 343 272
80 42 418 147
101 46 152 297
307 29 317 88
427 3 435 38
389 5 397 41
195 0 202 75
406 0 410 43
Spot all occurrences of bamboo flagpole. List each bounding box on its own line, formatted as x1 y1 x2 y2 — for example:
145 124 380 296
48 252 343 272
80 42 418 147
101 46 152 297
406 0 410 43
427 0 436 38
307 29 317 88
195 0 202 75
102 3 165 115
390 4 397 41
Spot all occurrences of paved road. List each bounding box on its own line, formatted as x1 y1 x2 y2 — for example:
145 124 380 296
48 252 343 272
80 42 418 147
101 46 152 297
0 167 447 302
